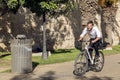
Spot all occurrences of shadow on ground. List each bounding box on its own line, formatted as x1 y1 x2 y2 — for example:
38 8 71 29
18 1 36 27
38 71 56 80
0 54 11 58
10 71 113 80
75 76 113 80
118 62 120 64
51 49 73 54
10 71 57 80
32 62 39 71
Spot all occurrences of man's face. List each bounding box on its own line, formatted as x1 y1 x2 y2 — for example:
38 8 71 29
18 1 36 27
87 23 93 31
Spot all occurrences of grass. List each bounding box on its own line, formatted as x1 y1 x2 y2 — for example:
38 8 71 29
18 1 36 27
0 45 120 68
102 45 120 55
32 49 80 65
1 69 11 73
32 45 120 65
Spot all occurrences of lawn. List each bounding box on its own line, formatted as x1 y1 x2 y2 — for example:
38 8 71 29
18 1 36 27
32 49 80 65
0 45 120 67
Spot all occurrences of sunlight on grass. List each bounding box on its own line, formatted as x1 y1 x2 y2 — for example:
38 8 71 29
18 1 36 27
1 69 11 73
103 45 120 55
0 45 120 67
32 49 80 65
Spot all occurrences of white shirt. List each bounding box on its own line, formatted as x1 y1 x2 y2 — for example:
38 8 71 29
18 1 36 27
80 26 102 39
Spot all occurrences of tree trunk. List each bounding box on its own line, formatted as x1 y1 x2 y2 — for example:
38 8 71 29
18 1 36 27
102 7 117 47
42 12 48 60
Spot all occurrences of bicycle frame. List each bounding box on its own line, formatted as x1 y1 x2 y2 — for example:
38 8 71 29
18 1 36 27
73 41 104 76
84 42 95 65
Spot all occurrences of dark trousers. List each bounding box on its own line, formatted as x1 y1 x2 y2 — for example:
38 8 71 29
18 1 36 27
89 38 102 56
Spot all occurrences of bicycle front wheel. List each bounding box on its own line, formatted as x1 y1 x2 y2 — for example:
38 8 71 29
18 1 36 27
73 51 88 76
94 51 104 72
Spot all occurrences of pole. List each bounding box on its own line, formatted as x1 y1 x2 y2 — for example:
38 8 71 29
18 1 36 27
42 12 48 60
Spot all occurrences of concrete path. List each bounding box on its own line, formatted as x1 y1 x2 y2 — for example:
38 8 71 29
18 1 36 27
0 54 120 80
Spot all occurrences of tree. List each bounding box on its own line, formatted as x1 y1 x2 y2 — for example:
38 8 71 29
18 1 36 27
0 0 25 16
98 0 119 47
0 0 72 59
24 0 71 60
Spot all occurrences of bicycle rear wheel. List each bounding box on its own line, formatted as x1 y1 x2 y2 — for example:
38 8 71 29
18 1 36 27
94 51 104 72
73 51 88 76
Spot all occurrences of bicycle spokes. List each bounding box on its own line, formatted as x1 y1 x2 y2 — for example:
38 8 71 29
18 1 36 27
94 51 104 72
73 53 88 76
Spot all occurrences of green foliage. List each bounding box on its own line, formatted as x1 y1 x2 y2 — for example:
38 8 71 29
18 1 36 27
7 0 18 9
0 0 71 16
24 0 70 16
19 0 25 5
0 0 25 15
0 0 2 2
4 0 24 9
40 2 57 10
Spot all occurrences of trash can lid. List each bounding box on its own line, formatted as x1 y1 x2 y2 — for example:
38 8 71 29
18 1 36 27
16 34 26 39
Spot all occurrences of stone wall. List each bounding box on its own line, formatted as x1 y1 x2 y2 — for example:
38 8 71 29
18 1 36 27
0 1 120 51
0 6 81 51
113 2 120 45
79 0 120 46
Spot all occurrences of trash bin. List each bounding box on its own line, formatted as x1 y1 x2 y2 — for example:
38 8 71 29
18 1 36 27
11 35 32 73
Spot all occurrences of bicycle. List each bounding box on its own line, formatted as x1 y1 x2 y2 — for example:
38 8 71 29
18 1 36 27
73 40 104 76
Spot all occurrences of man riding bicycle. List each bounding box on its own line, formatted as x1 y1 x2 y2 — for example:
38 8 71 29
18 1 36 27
78 20 102 58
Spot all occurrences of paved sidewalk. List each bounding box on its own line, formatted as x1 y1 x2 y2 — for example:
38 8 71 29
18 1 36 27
0 54 120 80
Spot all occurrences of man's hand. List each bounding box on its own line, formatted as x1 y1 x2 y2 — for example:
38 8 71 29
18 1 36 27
92 37 100 43
91 40 95 43
78 37 83 41
78 39 81 41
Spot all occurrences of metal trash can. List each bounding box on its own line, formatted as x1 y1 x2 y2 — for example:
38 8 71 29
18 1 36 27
11 35 32 73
